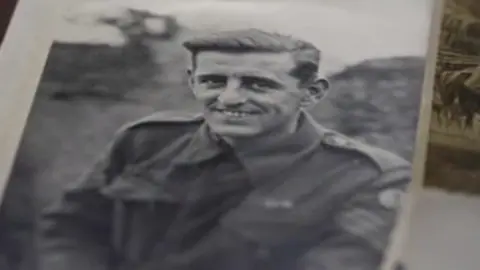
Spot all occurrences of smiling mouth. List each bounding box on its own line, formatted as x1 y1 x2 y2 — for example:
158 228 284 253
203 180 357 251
211 109 259 117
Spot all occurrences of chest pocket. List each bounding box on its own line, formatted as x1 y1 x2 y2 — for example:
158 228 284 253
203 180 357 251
218 185 336 264
100 171 183 263
100 160 240 265
221 196 323 245
218 158 374 259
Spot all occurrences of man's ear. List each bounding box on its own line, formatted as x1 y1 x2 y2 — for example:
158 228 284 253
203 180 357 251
300 77 330 107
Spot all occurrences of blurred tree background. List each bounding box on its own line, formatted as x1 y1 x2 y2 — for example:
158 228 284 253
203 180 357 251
0 8 425 270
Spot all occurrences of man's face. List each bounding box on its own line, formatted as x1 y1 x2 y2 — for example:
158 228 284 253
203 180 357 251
189 51 308 138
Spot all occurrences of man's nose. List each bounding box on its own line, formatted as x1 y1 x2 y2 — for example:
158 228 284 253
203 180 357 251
217 78 246 106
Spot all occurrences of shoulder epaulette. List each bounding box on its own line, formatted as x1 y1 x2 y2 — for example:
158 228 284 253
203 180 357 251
325 132 409 171
345 137 410 171
311 120 409 172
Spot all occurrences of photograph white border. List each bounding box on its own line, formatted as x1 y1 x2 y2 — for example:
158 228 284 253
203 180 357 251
383 0 444 268
0 0 62 202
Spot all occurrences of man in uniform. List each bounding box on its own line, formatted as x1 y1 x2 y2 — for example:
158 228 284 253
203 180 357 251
38 29 411 270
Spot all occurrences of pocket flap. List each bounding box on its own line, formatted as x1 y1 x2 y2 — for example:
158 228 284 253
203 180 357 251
220 197 317 248
100 172 182 203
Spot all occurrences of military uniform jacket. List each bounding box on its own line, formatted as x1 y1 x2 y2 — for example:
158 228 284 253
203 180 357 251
38 111 411 270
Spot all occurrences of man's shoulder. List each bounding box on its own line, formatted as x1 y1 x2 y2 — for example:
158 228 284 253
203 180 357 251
120 110 205 132
109 111 205 160
301 126 412 207
115 110 205 141
316 128 410 173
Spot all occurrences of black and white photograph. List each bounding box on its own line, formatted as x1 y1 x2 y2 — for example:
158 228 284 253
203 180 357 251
0 0 436 270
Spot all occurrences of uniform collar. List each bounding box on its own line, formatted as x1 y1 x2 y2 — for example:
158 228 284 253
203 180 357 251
171 123 226 164
172 111 324 186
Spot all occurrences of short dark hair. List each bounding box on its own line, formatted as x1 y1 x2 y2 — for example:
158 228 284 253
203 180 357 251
182 28 321 84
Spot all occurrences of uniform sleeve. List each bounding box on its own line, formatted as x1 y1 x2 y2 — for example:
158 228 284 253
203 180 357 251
298 167 411 270
37 129 134 270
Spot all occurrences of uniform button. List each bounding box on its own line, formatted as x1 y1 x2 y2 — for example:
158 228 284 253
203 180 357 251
378 189 404 209
323 134 350 148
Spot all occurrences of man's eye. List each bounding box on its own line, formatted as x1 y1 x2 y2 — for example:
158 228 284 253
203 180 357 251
207 80 223 86
252 82 268 89
245 79 273 90
199 76 226 87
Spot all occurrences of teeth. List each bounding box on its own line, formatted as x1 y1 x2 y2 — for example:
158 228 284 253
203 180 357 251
219 110 250 117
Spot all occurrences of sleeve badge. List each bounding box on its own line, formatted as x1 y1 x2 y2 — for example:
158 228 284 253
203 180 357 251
378 189 404 210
